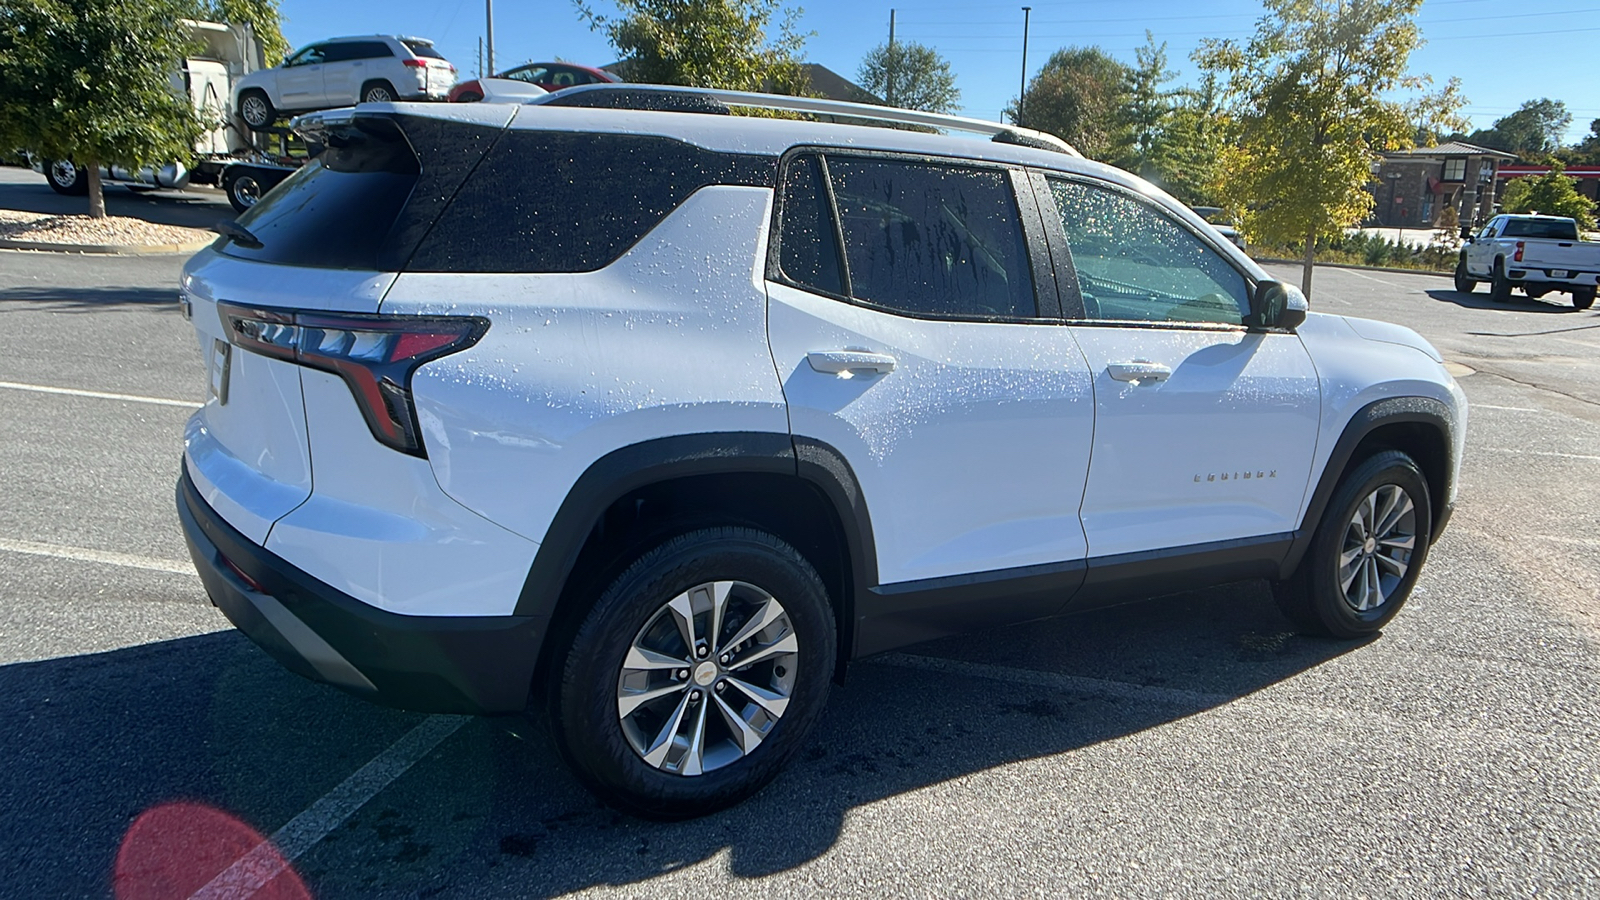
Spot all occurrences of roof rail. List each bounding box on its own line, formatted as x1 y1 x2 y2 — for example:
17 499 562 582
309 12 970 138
529 84 1081 157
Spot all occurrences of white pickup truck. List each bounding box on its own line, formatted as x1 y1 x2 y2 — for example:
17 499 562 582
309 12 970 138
1456 214 1600 309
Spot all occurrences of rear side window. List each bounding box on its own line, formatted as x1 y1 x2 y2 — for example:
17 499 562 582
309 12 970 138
777 155 845 296
408 131 775 273
805 156 1036 319
322 42 392 62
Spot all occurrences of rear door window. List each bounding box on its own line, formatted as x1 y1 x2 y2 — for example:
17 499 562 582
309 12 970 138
817 156 1036 319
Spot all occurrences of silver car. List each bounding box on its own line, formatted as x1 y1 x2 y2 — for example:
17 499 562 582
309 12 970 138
233 35 456 131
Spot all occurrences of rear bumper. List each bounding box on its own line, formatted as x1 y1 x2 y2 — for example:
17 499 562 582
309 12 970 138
178 466 544 714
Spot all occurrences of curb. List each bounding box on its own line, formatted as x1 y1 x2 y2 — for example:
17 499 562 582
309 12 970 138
1251 256 1452 278
0 236 215 255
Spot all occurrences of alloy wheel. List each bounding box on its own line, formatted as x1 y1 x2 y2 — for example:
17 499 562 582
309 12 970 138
241 95 269 126
616 580 798 777
1339 484 1417 612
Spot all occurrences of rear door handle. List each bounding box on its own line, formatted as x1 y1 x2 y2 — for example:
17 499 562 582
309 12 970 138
807 350 897 376
1107 361 1171 384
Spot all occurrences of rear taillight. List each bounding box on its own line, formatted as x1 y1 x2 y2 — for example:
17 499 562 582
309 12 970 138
217 303 488 457
402 58 426 68
1514 241 1524 263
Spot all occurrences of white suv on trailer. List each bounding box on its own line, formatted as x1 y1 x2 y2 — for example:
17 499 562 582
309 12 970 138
178 86 1467 819
233 35 455 130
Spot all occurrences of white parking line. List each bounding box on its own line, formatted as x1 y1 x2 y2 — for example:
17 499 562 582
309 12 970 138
876 652 1231 707
1473 404 1540 412
0 538 192 575
190 715 469 900
0 380 201 409
1483 448 1600 461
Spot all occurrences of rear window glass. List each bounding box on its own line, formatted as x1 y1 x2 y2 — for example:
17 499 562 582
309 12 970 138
402 41 446 60
1502 218 1578 240
408 131 774 273
219 115 499 271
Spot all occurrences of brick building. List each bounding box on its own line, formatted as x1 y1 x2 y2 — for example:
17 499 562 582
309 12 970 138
1371 142 1516 230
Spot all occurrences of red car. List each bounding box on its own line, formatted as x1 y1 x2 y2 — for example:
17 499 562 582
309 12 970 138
448 61 619 102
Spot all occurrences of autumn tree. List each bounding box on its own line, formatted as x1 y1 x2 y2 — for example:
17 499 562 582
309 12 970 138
855 40 959 114
1011 46 1133 163
1501 162 1596 230
576 0 809 93
1196 0 1464 297
0 0 204 218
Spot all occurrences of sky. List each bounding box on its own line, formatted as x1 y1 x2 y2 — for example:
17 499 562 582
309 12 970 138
274 0 1600 144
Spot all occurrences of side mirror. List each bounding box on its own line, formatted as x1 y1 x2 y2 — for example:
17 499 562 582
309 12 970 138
1245 280 1308 331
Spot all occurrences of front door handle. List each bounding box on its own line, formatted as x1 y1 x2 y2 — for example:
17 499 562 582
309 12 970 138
1107 361 1171 384
807 350 897 376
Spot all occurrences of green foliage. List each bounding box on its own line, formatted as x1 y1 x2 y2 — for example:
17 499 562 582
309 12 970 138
1469 98 1571 159
1011 46 1134 163
1127 41 1225 207
1500 162 1596 230
1254 231 1456 272
1195 0 1461 295
576 0 810 93
855 40 959 114
0 0 205 214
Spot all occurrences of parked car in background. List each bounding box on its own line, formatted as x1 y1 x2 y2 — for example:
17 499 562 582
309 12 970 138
1455 214 1600 308
448 61 618 102
234 35 455 130
1192 206 1246 250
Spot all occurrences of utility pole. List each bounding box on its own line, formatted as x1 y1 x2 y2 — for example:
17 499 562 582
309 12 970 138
486 0 496 75
477 36 483 79
1018 7 1032 127
887 9 896 108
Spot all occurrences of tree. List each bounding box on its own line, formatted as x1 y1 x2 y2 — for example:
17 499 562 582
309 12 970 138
194 0 289 65
1195 0 1463 297
1500 162 1596 230
1125 32 1175 176
1011 46 1134 164
0 0 204 218
855 40 959 114
575 0 809 93
1470 98 1571 158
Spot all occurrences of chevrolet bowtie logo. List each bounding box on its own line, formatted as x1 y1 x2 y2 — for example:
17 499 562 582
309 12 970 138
1195 471 1276 482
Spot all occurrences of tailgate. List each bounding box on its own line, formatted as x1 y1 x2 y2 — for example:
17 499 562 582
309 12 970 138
1521 240 1599 271
182 251 395 543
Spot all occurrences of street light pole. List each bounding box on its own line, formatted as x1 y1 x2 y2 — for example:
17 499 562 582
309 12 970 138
1018 7 1031 127
887 9 896 108
486 0 496 75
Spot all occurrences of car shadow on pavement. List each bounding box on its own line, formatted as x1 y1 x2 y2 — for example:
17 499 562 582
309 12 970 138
0 581 1364 898
1426 288 1588 313
0 285 181 310
0 173 231 230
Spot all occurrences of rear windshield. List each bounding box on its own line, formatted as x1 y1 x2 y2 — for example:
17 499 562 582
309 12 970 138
219 115 499 270
402 40 446 60
1503 218 1578 240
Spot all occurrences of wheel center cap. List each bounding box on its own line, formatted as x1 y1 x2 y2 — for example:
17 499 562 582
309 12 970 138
1363 537 1377 555
693 661 718 687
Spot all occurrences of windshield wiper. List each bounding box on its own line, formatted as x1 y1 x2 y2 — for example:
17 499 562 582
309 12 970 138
212 220 263 249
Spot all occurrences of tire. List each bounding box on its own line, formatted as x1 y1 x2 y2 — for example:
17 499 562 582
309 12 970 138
238 90 274 131
360 81 396 103
43 159 89 196
1275 450 1432 639
548 527 836 820
1489 258 1513 302
1453 257 1476 294
223 168 265 213
1574 287 1596 310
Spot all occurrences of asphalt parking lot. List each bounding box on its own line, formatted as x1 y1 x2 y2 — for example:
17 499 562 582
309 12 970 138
2 228 1598 897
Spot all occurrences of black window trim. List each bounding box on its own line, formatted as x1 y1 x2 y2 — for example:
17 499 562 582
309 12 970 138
766 145 1062 326
1034 169 1259 333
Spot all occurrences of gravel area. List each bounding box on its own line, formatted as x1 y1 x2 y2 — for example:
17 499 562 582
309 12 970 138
0 209 212 247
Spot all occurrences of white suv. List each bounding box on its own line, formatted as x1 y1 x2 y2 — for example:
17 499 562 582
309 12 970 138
178 87 1467 819
233 35 455 130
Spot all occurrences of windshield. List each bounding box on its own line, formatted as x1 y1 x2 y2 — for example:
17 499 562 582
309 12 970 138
402 40 445 60
1503 218 1579 240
